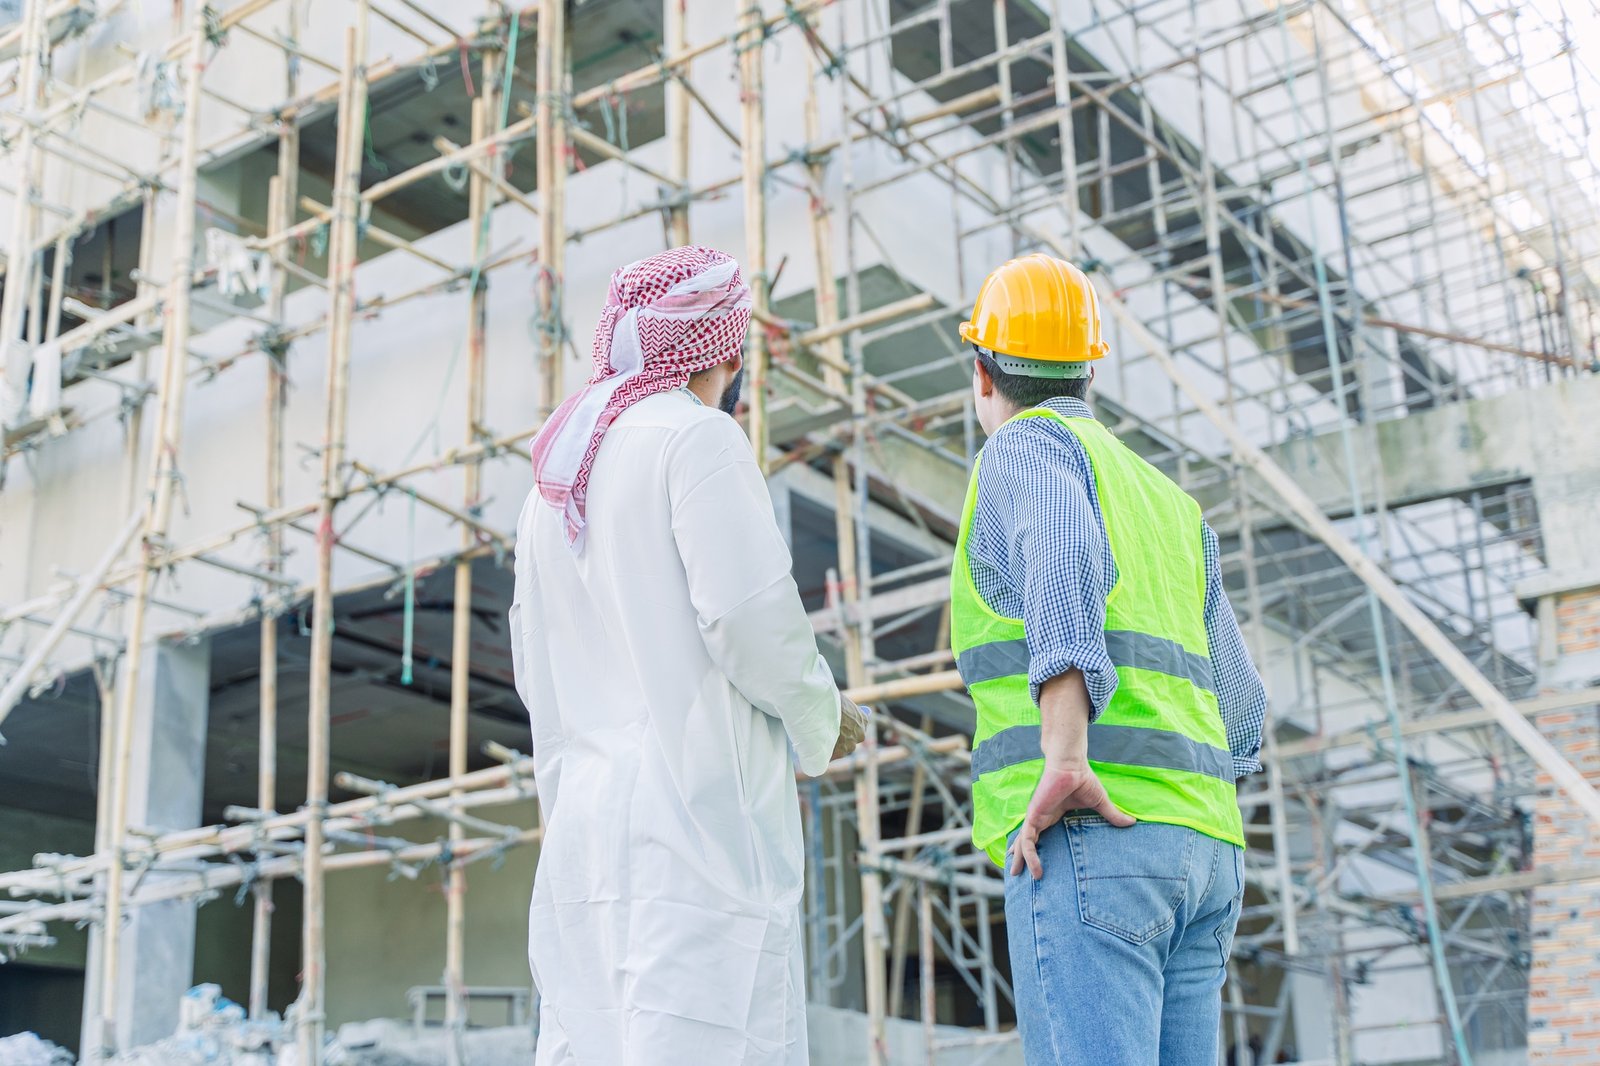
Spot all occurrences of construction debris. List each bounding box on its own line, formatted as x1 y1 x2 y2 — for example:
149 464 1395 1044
103 985 288 1066
0 1035 74 1066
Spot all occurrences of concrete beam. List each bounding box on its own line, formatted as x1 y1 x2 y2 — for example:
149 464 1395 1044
1209 375 1600 574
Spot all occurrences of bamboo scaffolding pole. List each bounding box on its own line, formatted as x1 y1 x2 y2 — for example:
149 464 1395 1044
442 26 501 1053
92 9 209 1058
800 41 865 690
565 0 828 115
887 622 945 1025
0 826 534 943
349 460 512 552
369 0 435 49
0 728 953 922
792 294 939 348
664 0 690 245
0 758 538 901
1 810 544 940
249 177 287 1024
433 135 540 217
991 0 1018 255
254 112 537 255
831 11 889 1061
297 195 457 273
805 40 897 1029
0 0 281 149
854 716 890 1066
535 0 566 418
568 124 680 188
4 421 547 634
299 10 368 1060
0 511 142 730
0 1 923 289
250 11 301 1011
738 2 770 472
83 188 163 1048
1048 0 1081 256
886 733 930 1021
6 10 992 458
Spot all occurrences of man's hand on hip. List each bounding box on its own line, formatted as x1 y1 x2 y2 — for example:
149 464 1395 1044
1010 668 1136 880
1008 760 1135 879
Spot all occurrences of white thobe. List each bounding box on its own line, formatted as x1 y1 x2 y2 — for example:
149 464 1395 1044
509 391 842 1066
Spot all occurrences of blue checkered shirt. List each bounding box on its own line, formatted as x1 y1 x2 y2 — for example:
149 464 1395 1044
968 398 1265 778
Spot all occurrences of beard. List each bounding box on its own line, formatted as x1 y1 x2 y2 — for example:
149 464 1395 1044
718 368 745 415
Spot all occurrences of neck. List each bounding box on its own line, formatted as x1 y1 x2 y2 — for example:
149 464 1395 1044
686 375 721 408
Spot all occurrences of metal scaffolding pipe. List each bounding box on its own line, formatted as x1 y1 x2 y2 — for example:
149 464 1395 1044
1093 278 1600 830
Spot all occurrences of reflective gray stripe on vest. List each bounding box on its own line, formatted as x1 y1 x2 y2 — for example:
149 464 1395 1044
957 633 1213 693
956 639 1030 686
969 723 1233 782
1104 630 1214 693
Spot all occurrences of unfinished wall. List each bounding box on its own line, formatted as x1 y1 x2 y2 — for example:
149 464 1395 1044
191 879 304 1020
0 808 92 1052
0 807 93 969
322 802 539 1029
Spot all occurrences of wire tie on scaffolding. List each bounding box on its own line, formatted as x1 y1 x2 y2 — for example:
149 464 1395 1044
202 6 228 49
443 156 470 193
230 855 260 907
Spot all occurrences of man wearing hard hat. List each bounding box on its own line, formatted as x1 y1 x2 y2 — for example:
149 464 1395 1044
951 254 1266 1064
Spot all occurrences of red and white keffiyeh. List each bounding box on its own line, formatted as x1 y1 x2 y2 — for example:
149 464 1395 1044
529 246 752 549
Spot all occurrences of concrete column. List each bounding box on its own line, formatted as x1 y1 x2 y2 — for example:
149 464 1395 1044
81 635 211 1053
1521 569 1600 1064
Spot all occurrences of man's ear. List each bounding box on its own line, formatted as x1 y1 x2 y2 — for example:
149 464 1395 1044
974 358 996 397
729 350 745 374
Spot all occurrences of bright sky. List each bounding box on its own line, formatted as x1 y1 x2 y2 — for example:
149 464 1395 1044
1345 0 1600 237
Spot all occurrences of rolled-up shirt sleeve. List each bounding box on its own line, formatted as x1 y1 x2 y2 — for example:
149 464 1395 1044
1202 522 1267 777
668 415 842 776
969 429 1118 719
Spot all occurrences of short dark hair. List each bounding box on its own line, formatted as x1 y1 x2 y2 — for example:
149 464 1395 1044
975 348 1091 408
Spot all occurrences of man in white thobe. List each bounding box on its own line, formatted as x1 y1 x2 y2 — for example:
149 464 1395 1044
510 247 863 1065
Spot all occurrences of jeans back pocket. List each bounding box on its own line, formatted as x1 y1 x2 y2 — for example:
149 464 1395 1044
1065 818 1193 945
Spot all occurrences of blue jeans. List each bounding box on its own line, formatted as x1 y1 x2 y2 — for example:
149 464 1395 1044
1004 816 1244 1066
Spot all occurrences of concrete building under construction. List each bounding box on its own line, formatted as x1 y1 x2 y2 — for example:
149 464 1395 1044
1 0 1598 1062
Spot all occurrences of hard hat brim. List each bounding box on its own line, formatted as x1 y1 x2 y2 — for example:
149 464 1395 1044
960 320 1107 371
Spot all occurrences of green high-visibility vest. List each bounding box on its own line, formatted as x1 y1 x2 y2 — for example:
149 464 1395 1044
952 407 1244 867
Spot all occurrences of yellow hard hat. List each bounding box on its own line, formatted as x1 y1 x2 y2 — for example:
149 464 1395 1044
958 254 1108 378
